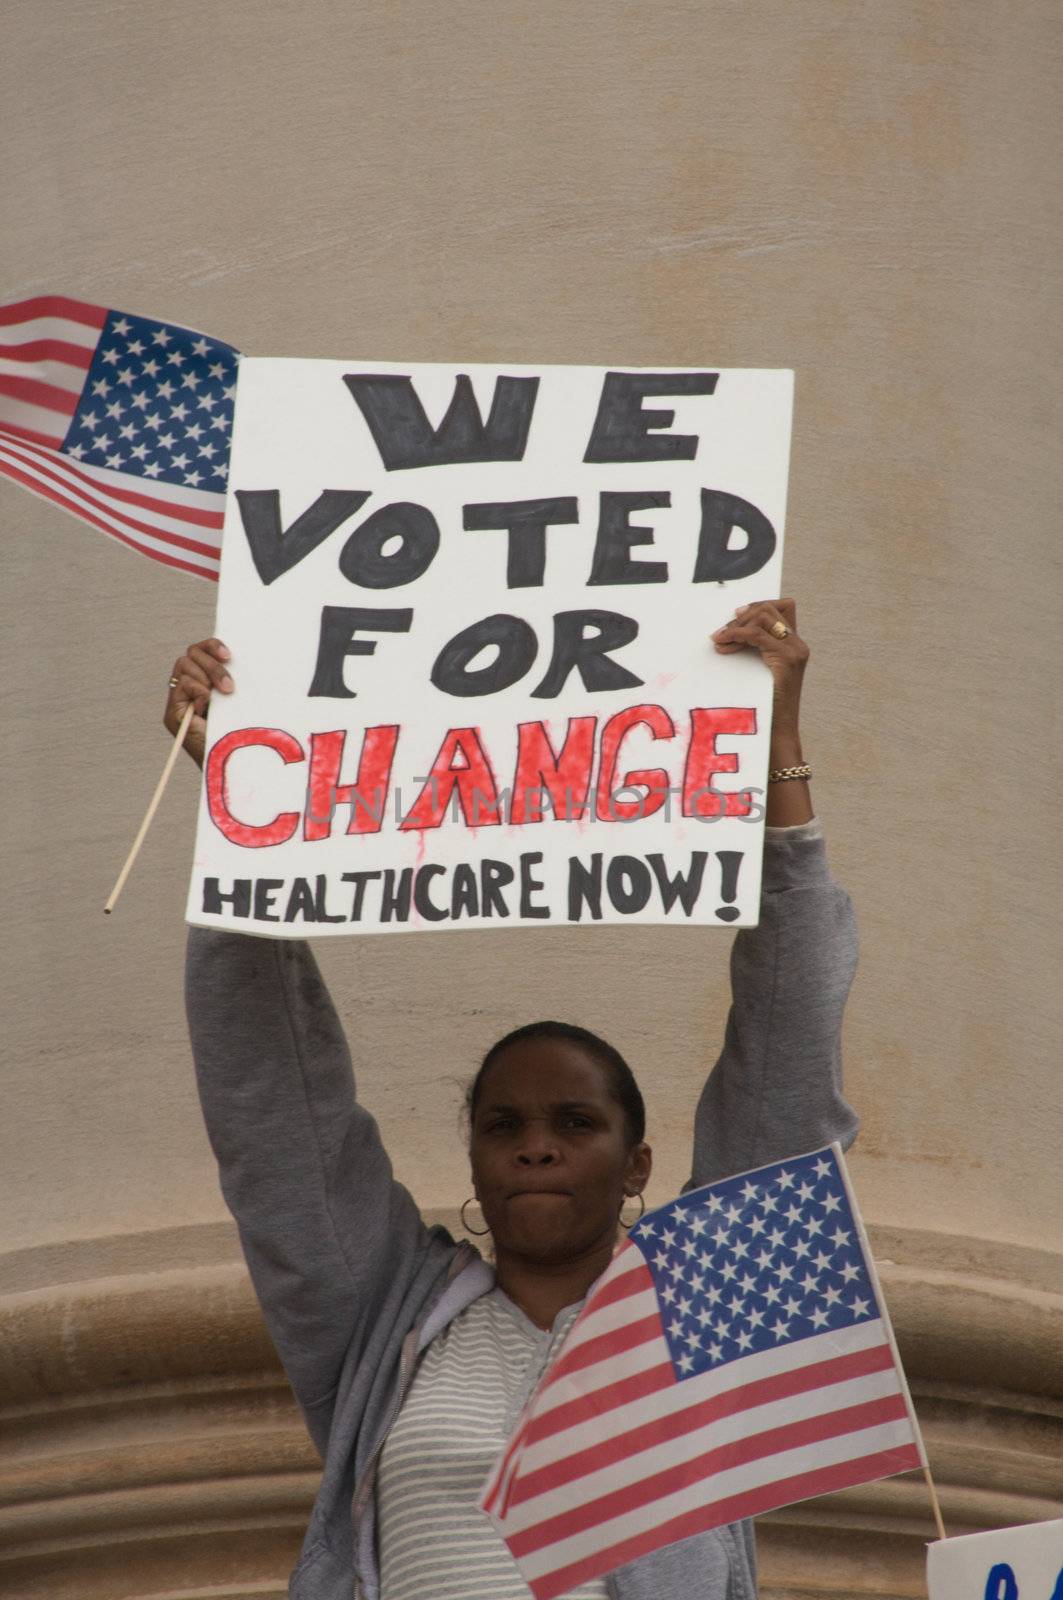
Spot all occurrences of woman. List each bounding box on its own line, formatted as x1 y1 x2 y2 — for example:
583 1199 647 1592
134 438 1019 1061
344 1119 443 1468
169 598 858 1600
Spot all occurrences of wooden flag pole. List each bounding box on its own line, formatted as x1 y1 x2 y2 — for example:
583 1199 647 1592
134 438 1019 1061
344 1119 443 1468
103 703 195 914
922 1458 948 1543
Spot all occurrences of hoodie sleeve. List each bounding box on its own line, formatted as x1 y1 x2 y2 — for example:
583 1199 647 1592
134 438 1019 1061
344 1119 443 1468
687 821 859 1187
186 926 435 1414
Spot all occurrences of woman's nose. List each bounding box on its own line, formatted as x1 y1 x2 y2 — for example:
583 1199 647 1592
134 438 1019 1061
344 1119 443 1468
516 1123 559 1164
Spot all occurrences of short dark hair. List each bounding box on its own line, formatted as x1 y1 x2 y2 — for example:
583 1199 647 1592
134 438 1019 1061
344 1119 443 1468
467 1020 646 1147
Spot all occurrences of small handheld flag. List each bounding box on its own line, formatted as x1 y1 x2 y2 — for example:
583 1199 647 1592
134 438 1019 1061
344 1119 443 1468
0 294 237 580
481 1144 924 1600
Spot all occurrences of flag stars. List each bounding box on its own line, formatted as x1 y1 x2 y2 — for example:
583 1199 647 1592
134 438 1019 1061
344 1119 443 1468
91 378 111 396
776 1170 796 1190
740 1182 759 1203
143 460 163 477
111 317 132 336
839 1262 861 1283
822 1194 842 1214
830 1228 852 1248
151 327 172 346
181 370 201 389
118 422 137 440
166 348 186 366
809 1307 830 1329
797 1180 815 1202
183 470 203 486
105 400 124 420
105 450 124 468
851 1296 871 1318
814 1157 832 1178
116 366 136 386
192 336 210 356
157 380 175 399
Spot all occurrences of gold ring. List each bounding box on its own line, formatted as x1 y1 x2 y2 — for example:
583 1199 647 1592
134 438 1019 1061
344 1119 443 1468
769 620 789 640
168 676 180 688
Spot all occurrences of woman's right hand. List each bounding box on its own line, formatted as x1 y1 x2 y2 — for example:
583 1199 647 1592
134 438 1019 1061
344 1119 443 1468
164 638 233 769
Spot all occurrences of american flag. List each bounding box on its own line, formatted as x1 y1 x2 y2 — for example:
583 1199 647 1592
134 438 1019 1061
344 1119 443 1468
481 1145 923 1600
0 293 237 580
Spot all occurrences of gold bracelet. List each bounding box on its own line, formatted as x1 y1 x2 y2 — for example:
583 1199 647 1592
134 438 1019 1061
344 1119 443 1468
768 763 812 783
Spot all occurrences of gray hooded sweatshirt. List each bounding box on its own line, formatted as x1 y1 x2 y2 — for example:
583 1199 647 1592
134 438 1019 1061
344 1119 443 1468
186 823 858 1599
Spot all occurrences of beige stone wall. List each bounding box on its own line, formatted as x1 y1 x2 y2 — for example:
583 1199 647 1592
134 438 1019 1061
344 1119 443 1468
2 2 1060 1594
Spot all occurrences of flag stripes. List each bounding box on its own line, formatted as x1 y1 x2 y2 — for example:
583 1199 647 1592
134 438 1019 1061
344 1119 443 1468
0 294 235 580
523 1441 920 1598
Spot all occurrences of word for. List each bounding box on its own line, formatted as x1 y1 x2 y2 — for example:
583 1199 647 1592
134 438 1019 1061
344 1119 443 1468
205 704 757 848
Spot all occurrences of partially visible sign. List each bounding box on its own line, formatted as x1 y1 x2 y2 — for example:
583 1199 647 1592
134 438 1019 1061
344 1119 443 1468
187 360 793 936
927 1520 1063 1600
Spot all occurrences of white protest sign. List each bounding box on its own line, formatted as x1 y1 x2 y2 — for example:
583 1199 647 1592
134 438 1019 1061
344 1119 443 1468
186 361 792 936
927 1520 1063 1599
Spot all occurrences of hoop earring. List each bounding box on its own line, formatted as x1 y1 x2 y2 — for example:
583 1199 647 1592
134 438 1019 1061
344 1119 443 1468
619 1192 646 1229
460 1197 491 1236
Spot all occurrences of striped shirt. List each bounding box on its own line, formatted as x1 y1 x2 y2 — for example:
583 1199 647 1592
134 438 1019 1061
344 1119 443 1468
377 1287 609 1599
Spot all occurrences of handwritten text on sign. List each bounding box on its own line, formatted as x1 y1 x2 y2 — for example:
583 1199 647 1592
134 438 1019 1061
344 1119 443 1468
186 362 793 936
926 1519 1063 1600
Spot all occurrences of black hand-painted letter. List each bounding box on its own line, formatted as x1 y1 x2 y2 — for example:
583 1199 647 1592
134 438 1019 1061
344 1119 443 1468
339 502 440 588
309 607 414 698
584 372 718 463
463 497 579 588
588 491 670 585
692 489 777 583
532 611 644 699
235 489 370 584
343 373 539 469
431 614 539 698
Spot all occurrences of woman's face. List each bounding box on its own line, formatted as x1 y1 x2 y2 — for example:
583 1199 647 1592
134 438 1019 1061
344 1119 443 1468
469 1038 651 1266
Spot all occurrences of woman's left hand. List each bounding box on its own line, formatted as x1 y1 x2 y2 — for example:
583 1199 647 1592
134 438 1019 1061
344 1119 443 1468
711 597 808 741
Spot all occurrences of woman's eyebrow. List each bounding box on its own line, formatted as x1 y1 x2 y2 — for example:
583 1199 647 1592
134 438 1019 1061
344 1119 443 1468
479 1098 602 1114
